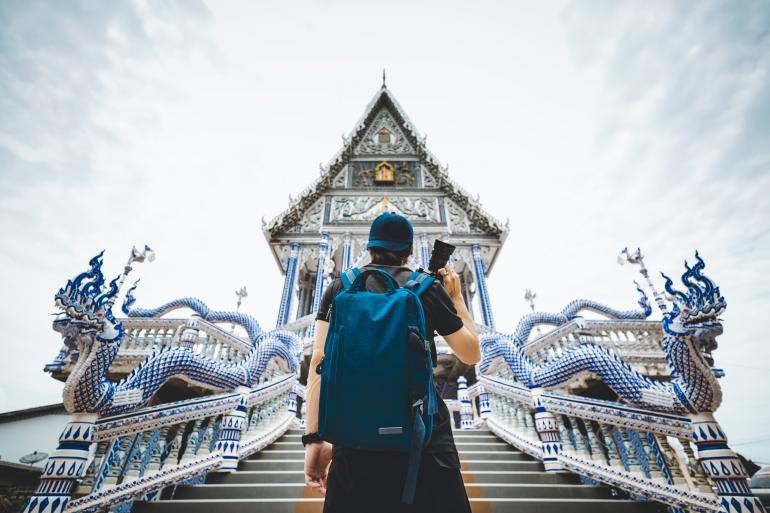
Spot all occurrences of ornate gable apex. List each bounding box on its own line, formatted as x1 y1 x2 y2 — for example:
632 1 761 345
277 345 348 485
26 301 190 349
353 108 415 156
263 84 509 239
347 84 427 157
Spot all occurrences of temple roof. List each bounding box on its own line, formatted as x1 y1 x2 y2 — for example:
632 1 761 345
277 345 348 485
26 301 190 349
263 84 509 239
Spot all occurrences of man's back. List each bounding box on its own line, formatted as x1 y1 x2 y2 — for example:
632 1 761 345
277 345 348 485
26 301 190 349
316 263 464 458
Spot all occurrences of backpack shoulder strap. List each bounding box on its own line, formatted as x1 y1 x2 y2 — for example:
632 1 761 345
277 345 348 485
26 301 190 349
340 267 361 290
404 271 435 298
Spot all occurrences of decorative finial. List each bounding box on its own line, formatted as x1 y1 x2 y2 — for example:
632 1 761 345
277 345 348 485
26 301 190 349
105 245 155 312
382 68 386 87
231 286 248 334
235 286 248 308
524 289 537 311
524 289 541 335
618 246 667 313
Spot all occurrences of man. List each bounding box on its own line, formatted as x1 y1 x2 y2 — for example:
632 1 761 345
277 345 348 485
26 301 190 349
302 212 481 513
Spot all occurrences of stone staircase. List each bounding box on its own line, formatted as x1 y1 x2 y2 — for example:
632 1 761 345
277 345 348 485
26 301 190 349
134 428 667 513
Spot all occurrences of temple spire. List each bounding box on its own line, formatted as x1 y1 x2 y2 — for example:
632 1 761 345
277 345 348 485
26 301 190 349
382 68 386 88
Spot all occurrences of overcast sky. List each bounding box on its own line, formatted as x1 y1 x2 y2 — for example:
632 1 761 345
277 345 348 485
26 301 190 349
1 0 769 462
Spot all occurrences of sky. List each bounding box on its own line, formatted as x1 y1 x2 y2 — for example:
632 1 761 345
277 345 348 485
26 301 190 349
1 0 769 463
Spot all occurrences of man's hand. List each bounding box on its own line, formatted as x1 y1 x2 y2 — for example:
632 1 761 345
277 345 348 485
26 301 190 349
304 441 332 496
438 266 462 300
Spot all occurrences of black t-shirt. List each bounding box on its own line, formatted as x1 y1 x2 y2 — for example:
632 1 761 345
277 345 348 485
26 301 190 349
315 263 465 463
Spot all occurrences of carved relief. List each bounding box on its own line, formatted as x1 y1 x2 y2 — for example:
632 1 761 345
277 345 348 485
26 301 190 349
395 162 416 186
332 168 347 187
277 244 294 272
422 167 438 188
328 196 440 223
288 199 324 233
354 110 415 155
300 247 317 270
329 197 380 222
453 248 474 271
353 167 373 187
446 199 470 233
391 197 440 223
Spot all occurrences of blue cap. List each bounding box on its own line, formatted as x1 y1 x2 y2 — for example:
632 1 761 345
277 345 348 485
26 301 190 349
367 212 414 252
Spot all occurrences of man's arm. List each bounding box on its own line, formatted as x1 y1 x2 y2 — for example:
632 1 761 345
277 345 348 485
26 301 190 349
438 267 482 365
303 320 331 496
305 320 328 434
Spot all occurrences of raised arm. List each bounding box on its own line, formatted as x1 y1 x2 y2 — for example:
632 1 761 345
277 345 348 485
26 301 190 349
438 267 481 365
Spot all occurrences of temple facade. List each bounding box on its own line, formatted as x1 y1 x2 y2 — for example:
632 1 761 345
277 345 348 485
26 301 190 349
263 82 508 333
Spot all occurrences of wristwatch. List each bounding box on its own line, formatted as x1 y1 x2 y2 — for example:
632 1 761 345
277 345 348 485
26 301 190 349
301 432 324 447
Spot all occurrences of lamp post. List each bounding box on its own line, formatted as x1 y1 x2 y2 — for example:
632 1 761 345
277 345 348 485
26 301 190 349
617 247 667 313
524 288 541 336
104 245 155 311
231 286 248 334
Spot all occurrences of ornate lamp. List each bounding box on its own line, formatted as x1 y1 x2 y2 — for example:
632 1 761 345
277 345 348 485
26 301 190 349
617 247 667 313
231 286 248 334
524 289 541 335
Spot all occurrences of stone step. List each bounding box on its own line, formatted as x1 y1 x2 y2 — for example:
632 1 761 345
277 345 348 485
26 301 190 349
250 448 532 461
248 450 309 460
281 433 501 441
132 428 668 513
267 440 517 451
208 469 580 485
210 470 577 486
228 459 552 474
173 482 617 500
457 442 520 449
134 498 668 513
459 450 533 461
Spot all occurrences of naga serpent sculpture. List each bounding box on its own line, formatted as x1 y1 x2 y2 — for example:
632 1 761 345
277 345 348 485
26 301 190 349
478 252 725 414
52 251 300 416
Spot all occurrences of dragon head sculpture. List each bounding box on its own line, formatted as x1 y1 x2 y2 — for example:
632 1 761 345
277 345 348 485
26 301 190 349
53 251 123 347
661 251 726 367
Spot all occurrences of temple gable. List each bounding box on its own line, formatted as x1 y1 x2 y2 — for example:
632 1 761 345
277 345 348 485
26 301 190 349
265 83 507 329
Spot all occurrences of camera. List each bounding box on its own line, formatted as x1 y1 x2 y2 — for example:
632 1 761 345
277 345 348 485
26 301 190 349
427 239 456 281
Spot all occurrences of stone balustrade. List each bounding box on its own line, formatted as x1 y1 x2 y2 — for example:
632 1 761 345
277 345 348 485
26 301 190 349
523 319 670 378
476 373 738 513
24 374 296 513
278 314 315 351
46 316 257 380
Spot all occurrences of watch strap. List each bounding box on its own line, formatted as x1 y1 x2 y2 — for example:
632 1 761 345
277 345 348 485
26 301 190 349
301 432 323 447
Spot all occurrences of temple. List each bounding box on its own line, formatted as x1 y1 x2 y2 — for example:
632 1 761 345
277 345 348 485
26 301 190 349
5 83 766 513
263 82 508 331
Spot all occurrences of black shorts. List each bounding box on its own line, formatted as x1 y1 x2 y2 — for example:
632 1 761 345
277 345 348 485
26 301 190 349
323 448 472 513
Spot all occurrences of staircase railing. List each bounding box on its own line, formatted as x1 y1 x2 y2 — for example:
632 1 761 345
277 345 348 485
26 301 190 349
522 320 670 377
478 374 719 513
469 254 767 513
63 374 293 513
280 314 315 350
46 317 257 378
25 372 295 513
24 250 302 513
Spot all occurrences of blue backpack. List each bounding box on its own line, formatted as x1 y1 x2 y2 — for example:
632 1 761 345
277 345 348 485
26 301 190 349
317 267 437 504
